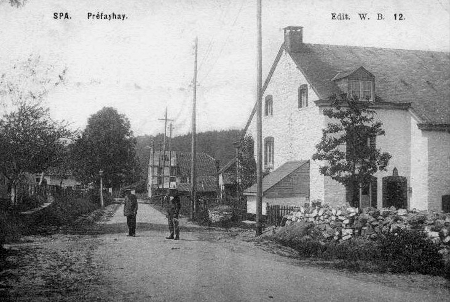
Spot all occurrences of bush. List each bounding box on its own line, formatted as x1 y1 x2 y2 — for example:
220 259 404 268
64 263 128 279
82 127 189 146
32 194 99 227
0 211 23 250
378 228 444 275
322 238 380 262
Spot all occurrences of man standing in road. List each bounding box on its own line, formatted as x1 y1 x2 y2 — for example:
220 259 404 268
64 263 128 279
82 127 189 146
123 189 138 236
165 189 181 240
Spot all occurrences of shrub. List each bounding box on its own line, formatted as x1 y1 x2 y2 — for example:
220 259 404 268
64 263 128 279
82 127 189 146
322 238 380 262
0 211 23 251
377 228 444 275
32 194 99 227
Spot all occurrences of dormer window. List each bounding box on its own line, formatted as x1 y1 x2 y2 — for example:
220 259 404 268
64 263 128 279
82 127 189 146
350 80 373 101
265 95 273 116
332 67 375 101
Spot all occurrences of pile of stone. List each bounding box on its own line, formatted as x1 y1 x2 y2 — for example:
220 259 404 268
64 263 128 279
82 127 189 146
283 204 450 253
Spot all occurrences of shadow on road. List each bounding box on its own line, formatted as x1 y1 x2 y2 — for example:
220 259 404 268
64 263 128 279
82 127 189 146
61 221 223 237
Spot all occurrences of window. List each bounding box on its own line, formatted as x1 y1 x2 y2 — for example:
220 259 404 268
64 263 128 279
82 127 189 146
264 137 274 168
298 84 308 108
350 80 373 100
265 95 273 116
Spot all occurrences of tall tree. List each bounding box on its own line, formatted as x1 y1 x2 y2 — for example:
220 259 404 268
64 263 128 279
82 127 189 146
238 134 257 191
312 94 391 207
71 107 140 189
0 103 72 205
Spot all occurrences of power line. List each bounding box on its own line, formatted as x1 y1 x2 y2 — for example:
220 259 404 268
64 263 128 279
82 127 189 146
198 0 245 84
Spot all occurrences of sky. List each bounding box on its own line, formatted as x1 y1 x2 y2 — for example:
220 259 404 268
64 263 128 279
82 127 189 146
0 0 449 137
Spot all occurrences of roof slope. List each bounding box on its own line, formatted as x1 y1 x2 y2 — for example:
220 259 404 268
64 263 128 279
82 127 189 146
288 44 450 124
177 152 217 177
244 161 308 194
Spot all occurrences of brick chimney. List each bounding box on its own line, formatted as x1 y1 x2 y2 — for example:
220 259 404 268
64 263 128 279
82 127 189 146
284 26 303 53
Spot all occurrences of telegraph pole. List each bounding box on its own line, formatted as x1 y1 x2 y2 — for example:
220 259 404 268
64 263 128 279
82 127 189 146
168 123 173 189
255 0 263 236
158 108 173 192
191 37 198 220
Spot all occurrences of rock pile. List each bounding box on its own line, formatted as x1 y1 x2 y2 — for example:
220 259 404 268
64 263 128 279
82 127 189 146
283 204 450 253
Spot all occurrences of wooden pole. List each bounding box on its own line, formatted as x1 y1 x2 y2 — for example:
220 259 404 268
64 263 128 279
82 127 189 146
256 0 263 236
159 108 173 193
169 123 173 189
191 37 198 220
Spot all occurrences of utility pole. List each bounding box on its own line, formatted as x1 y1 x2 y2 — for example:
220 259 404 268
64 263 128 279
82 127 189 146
191 37 198 220
158 108 173 193
168 123 173 189
255 0 263 236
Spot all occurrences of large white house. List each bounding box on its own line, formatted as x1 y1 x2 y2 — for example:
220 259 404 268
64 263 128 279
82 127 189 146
245 27 450 212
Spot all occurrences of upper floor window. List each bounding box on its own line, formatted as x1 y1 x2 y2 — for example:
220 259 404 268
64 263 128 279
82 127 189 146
265 95 273 116
264 137 274 168
350 80 373 101
298 84 308 108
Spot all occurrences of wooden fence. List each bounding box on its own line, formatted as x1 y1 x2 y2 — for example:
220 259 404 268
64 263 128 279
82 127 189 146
266 204 301 226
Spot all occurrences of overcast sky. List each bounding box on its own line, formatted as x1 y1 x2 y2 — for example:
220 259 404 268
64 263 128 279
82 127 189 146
0 0 449 137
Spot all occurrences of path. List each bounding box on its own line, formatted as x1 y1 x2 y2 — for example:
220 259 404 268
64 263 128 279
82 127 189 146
90 201 449 302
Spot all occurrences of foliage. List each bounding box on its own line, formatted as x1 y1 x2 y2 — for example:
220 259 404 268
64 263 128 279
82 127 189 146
70 107 140 189
378 228 444 275
312 94 391 205
32 194 99 227
237 134 257 190
0 211 23 250
270 224 447 277
0 55 66 110
0 103 73 204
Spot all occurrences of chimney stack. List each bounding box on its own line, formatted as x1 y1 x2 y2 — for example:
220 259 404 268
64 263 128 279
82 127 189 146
284 26 303 53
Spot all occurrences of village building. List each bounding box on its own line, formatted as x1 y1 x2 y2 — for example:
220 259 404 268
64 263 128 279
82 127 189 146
147 150 218 199
245 26 450 212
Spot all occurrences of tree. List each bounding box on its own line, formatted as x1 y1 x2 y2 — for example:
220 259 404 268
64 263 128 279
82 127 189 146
71 107 140 190
238 134 257 191
1 55 67 112
0 103 73 205
312 94 391 207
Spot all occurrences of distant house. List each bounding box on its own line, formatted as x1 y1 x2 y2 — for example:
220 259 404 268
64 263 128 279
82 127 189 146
245 26 450 212
217 158 238 199
147 150 219 198
35 167 81 189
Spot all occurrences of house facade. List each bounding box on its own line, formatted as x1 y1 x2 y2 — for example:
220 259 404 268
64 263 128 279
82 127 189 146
147 149 219 198
246 27 450 212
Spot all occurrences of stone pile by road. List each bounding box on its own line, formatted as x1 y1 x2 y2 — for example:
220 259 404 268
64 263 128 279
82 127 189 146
283 205 450 254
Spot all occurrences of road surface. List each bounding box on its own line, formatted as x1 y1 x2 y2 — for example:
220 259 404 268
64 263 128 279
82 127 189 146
2 200 449 301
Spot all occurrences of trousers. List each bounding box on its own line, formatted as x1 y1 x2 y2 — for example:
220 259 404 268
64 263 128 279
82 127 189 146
167 214 179 237
126 215 136 236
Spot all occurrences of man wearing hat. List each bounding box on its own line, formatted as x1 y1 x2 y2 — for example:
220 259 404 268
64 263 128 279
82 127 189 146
165 189 181 240
123 189 138 236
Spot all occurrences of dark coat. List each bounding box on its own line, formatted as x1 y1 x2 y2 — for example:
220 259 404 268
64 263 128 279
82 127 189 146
166 195 181 217
124 194 138 216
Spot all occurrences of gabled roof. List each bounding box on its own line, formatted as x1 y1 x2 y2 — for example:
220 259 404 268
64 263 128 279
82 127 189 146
217 157 236 175
244 161 308 194
288 44 450 124
177 176 217 193
177 152 217 177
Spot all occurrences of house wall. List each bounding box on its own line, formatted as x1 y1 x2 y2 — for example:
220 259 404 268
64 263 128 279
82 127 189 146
370 109 413 208
409 116 429 210
249 52 325 202
425 130 450 211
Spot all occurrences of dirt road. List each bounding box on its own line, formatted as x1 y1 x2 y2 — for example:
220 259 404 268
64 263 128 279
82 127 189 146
2 201 449 301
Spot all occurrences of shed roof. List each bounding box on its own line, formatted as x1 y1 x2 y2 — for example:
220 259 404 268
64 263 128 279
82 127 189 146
244 161 308 194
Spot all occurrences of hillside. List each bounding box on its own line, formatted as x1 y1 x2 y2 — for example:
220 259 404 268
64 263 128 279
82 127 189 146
135 129 242 177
